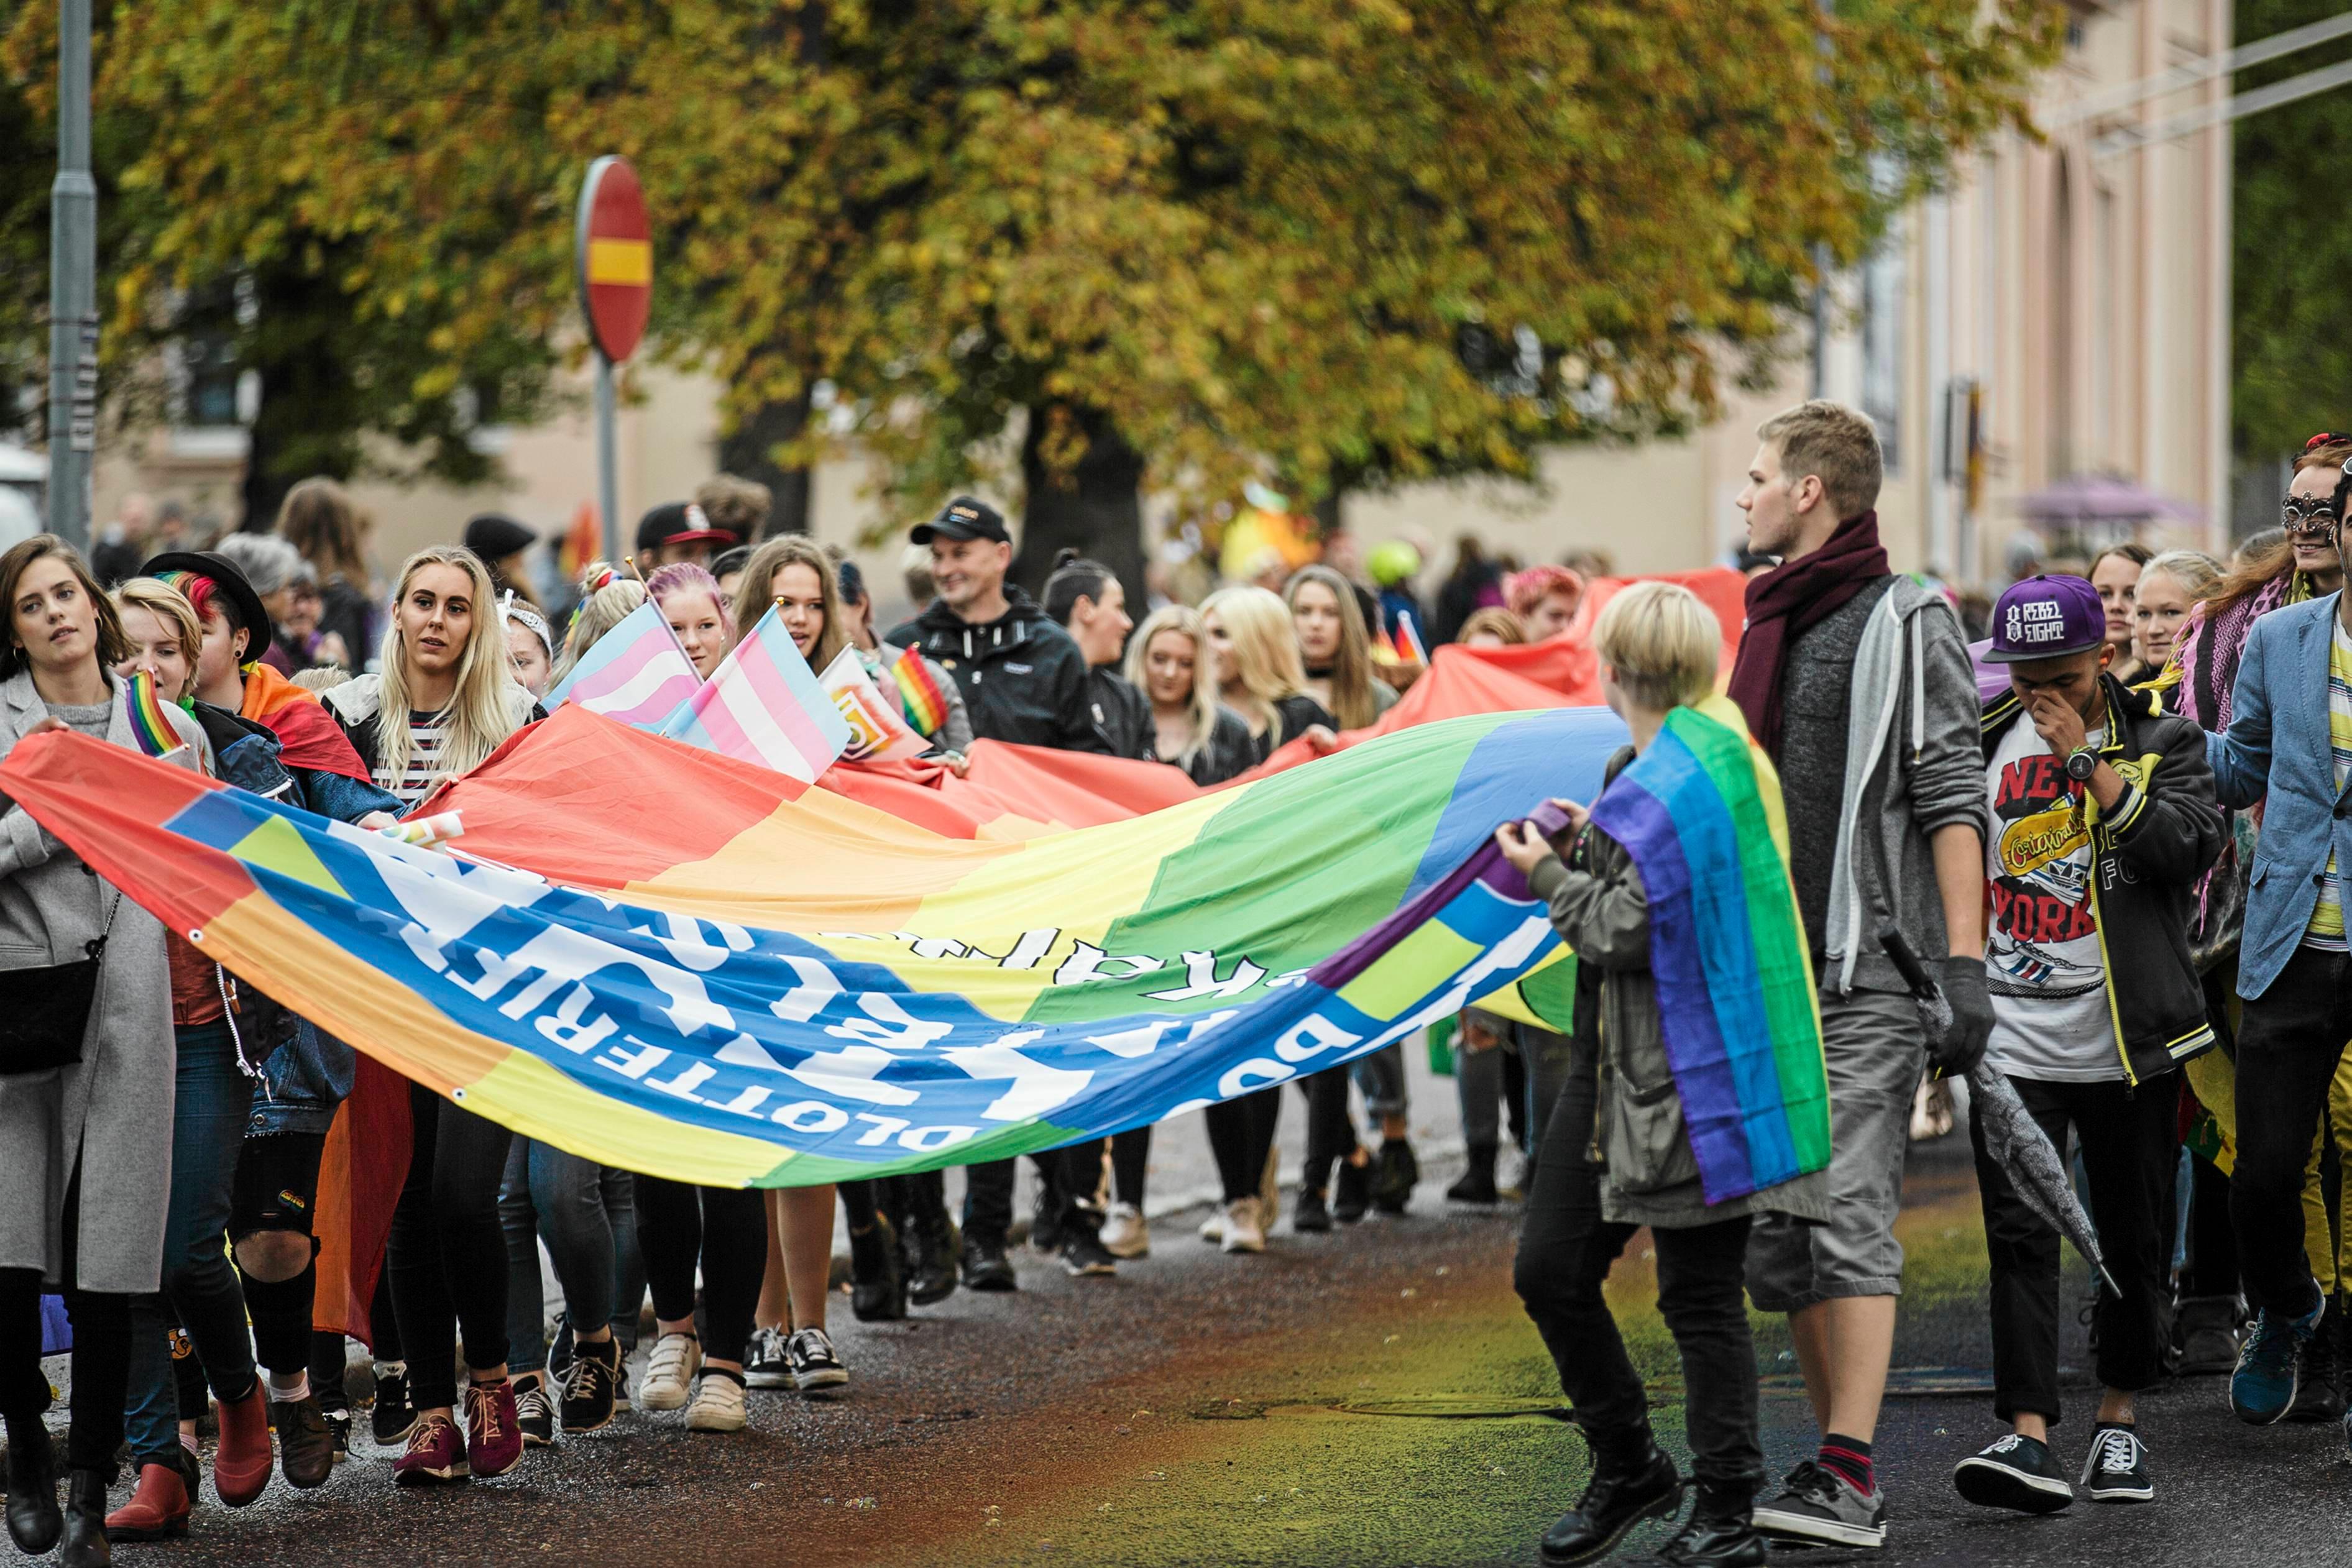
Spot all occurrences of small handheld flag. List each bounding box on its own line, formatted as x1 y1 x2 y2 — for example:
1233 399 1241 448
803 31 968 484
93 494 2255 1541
889 646 950 738
659 605 853 782
122 671 184 758
1392 610 1428 666
544 602 701 730
820 650 932 763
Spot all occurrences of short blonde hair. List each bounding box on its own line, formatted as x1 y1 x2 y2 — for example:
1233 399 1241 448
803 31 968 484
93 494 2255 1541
1594 582 1719 713
113 577 205 701
1756 399 1883 521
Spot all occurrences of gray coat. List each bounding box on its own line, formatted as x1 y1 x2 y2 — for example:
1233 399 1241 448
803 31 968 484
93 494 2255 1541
0 668 203 1293
1527 764 1831 1232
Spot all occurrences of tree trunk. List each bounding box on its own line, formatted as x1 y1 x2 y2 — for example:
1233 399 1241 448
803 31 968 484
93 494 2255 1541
717 386 814 536
1014 401 1147 615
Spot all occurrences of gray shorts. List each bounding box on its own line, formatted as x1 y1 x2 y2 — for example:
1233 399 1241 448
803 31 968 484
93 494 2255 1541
1747 986 1924 1313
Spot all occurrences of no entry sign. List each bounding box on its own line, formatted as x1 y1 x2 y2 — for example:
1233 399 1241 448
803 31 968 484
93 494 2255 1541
576 156 651 363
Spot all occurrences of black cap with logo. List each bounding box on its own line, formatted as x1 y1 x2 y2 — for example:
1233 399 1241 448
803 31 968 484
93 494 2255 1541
911 495 1009 546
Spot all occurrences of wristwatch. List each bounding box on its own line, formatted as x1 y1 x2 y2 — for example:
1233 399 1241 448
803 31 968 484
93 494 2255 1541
2064 745 2098 783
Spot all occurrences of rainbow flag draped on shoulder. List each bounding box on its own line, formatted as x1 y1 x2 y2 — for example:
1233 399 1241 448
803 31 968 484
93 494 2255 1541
1584 697 1829 1204
1 708 1628 1187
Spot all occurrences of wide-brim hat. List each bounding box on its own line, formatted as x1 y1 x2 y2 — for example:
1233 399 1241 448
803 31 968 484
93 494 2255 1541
141 548 273 665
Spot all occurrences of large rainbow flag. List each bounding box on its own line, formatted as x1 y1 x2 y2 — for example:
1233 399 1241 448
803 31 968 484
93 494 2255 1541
2 705 1630 1186
1584 700 1828 1204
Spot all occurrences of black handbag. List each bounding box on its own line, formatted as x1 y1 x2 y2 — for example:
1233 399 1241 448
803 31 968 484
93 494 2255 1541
0 888 121 1076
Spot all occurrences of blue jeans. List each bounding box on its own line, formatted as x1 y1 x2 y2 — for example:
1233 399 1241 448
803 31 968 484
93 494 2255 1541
1352 1043 1409 1124
500 1140 639 1375
124 1022 260 1468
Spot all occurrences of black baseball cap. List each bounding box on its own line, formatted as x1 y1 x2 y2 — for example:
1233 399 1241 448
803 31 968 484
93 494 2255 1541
141 549 273 665
462 512 536 562
635 502 740 554
911 495 1009 546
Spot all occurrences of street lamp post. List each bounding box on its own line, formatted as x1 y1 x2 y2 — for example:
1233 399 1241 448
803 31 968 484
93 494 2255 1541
47 0 96 548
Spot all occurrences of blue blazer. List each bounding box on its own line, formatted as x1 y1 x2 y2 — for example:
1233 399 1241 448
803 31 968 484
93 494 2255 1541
2206 592 2352 999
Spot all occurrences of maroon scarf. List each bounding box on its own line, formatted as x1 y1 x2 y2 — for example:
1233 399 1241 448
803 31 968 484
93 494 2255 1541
1725 510 1890 756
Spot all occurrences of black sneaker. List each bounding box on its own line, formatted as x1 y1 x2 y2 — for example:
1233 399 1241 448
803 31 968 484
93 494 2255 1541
513 1372 555 1447
370 1360 416 1447
963 1236 1019 1292
2290 1295 2346 1421
2080 1423 2152 1504
1954 1433 2073 1514
1333 1157 1372 1224
1372 1137 1420 1214
317 1390 351 1465
1060 1229 1119 1277
743 1327 796 1391
786 1328 848 1395
1292 1188 1333 1233
1031 1177 1067 1255
1753 1459 1889 1548
559 1338 621 1434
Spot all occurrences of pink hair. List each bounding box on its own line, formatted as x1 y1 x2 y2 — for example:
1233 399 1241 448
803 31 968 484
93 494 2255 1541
645 562 736 643
1505 564 1586 620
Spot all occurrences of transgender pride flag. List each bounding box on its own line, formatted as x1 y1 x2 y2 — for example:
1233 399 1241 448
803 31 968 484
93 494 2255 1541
659 605 852 782
544 603 702 729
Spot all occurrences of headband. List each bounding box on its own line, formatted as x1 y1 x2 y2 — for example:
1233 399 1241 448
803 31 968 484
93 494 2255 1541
501 590 554 657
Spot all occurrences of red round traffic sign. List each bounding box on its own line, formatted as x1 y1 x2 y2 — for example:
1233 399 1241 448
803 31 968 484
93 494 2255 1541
576 157 651 363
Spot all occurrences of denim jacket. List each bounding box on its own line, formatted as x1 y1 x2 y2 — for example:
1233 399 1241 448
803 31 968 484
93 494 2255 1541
190 699 400 1135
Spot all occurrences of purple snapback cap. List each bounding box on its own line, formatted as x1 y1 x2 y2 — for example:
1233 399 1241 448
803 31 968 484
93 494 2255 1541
1985 573 2107 664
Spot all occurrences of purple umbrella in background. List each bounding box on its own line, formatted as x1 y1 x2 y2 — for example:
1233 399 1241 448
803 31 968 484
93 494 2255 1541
2016 473 2205 526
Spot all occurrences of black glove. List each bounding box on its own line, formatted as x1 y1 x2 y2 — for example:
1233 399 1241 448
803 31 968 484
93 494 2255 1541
1931 956 1993 1076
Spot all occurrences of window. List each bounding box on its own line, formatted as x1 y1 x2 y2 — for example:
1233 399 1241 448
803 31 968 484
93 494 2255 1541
1860 219 1906 475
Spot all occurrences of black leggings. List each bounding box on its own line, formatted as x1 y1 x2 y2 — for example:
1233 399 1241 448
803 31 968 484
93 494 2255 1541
232 1130 327 1375
0 1164 134 1477
387 1081 513 1411
1205 1089 1282 1205
1295 1069 1358 1195
1111 1127 1151 1207
636 1178 766 1364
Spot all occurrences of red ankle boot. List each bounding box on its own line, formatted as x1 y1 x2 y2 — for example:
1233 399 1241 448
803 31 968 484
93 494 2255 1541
213 1380 275 1506
105 1461 192 1539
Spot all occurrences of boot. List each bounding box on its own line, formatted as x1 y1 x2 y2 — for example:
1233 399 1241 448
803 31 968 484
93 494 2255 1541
904 1206 960 1306
1292 1187 1333 1234
2290 1294 2345 1423
1659 1479 1766 1566
1540 1435 1683 1566
4 1411 62 1554
1447 1143 1500 1205
212 1378 275 1506
849 1212 908 1322
1372 1137 1421 1215
104 1461 191 1541
2172 1295 2243 1377
1333 1154 1373 1224
58 1466 110 1568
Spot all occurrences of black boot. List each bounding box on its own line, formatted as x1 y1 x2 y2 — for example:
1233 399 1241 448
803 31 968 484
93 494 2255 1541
2290 1293 2345 1422
1333 1154 1373 1224
1292 1188 1333 1234
1659 1480 1765 1566
1373 1137 1420 1215
58 1465 110 1567
904 1206 961 1306
4 1411 62 1554
849 1213 908 1322
1540 1436 1682 1566
1447 1143 1499 1204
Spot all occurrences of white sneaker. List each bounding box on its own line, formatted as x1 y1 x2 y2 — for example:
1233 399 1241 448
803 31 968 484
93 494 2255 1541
1198 1212 1225 1244
1497 1144 1530 1199
1221 1196 1267 1254
1100 1201 1151 1259
638 1332 702 1412
685 1372 748 1433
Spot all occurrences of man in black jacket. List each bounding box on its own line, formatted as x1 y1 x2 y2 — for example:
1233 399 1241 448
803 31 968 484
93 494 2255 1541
1950 574 2221 1520
883 498 1117 1291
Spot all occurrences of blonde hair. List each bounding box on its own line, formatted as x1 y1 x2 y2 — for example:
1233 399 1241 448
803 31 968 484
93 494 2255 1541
1284 564 1384 730
1593 581 1720 713
552 563 647 686
112 577 204 702
1756 399 1884 521
1124 605 1220 769
290 665 347 692
2140 549 2223 604
1200 585 1308 743
732 535 844 671
377 546 525 782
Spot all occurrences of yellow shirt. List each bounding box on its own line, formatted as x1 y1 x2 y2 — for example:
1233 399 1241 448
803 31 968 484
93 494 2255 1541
2307 616 2352 949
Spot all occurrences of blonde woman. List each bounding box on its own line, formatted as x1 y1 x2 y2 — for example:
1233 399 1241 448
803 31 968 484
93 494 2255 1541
1285 564 1396 731
550 566 648 689
1125 605 1256 787
322 546 538 1487
113 577 203 707
1200 586 1333 764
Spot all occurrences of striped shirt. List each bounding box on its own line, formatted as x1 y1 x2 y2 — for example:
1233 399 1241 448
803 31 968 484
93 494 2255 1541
2307 617 2352 951
378 707 453 812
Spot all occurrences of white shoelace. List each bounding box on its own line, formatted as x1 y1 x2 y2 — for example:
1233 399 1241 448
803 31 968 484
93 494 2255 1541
2090 1427 2141 1475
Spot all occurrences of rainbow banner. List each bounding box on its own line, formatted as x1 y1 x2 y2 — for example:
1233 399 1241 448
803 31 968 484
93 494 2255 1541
2 706 1629 1187
1584 699 1827 1204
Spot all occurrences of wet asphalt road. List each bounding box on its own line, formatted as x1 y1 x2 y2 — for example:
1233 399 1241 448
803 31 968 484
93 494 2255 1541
17 1081 2352 1566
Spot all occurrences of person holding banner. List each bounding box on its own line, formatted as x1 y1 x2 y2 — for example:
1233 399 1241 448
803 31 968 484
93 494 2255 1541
1498 581 1829 1568
323 546 540 1485
1044 549 1151 761
549 567 647 688
1127 606 1256 789
646 564 734 681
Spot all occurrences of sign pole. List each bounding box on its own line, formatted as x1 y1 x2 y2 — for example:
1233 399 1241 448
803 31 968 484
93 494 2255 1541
47 0 96 548
575 157 651 569
595 352 618 564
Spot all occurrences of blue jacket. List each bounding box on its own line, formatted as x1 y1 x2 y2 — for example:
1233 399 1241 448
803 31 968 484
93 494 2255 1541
2205 592 2352 999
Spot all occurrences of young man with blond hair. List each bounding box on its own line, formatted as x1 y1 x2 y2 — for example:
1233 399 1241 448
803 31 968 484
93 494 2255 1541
1728 400 1991 1549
